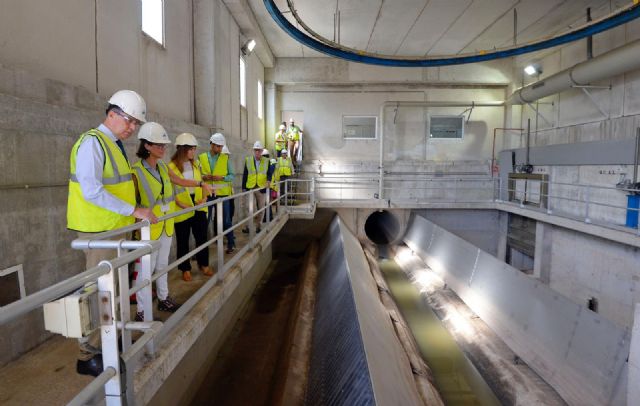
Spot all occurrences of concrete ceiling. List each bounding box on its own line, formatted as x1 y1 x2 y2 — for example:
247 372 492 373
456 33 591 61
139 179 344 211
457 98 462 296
248 0 627 59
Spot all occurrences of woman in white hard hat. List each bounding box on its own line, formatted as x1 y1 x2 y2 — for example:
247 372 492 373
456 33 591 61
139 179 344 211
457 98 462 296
274 124 287 157
168 133 213 282
131 122 182 320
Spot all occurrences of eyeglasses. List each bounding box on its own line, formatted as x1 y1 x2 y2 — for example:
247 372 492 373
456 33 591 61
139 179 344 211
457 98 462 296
149 142 168 149
115 110 142 127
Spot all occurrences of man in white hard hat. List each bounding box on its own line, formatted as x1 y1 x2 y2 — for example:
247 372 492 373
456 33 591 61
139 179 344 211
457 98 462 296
67 90 157 376
286 118 302 161
274 124 287 157
200 132 236 253
242 141 274 233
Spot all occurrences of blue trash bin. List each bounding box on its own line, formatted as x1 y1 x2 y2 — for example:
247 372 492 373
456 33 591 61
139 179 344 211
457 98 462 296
626 195 640 228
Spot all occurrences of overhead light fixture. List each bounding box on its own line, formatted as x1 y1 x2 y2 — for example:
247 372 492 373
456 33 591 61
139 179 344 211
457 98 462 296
241 39 256 55
524 63 542 76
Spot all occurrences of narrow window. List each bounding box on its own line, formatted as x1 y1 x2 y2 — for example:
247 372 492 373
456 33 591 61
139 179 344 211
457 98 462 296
343 116 377 140
240 57 246 107
141 0 164 45
257 80 263 119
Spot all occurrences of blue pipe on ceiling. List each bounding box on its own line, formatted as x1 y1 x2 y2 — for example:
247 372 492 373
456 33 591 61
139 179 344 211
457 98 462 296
263 0 640 67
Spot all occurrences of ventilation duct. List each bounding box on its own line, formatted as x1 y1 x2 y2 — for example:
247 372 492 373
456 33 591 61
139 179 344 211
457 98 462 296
508 38 640 105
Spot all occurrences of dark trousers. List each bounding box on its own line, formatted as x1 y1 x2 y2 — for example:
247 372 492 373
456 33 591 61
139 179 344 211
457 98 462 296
210 196 235 249
175 211 209 271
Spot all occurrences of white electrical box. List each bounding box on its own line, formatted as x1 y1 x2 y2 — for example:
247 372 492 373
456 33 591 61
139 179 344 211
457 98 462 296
43 284 99 338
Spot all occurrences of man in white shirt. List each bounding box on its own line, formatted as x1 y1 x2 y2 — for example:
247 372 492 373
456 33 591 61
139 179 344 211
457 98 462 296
67 90 157 376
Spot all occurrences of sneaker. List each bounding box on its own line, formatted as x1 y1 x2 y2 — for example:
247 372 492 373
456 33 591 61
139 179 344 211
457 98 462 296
77 355 103 377
135 311 144 322
226 246 235 254
158 296 181 313
242 227 249 234
200 266 214 276
182 271 192 282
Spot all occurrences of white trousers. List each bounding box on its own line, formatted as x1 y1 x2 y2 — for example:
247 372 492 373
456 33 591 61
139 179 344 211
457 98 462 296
135 232 172 311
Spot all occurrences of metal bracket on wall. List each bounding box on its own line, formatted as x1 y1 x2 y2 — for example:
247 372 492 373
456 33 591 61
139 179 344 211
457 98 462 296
526 103 553 128
572 85 611 119
0 264 26 300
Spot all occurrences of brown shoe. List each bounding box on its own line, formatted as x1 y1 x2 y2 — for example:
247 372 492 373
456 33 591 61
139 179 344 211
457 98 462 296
182 271 192 282
200 266 214 276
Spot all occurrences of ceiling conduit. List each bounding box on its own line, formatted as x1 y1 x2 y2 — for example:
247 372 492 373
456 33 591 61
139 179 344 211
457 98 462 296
508 38 640 104
263 0 640 67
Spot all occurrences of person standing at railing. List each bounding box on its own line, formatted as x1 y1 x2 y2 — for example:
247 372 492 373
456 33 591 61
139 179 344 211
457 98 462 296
131 122 183 322
242 141 274 233
67 89 157 377
222 145 235 223
168 133 213 282
199 133 236 254
277 149 295 205
263 149 279 219
274 123 287 157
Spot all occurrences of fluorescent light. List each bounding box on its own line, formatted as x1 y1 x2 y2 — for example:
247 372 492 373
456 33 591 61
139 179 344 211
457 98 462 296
524 63 542 76
246 39 256 52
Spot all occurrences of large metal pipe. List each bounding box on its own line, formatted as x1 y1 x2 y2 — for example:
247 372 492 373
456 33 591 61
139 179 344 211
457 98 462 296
378 101 504 199
508 39 640 105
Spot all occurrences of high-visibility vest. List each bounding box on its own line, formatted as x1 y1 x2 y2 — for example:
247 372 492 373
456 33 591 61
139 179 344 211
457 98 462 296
199 152 232 196
132 160 175 240
270 159 279 192
274 131 286 151
245 156 269 189
67 129 136 232
168 160 207 223
287 125 301 142
277 157 293 177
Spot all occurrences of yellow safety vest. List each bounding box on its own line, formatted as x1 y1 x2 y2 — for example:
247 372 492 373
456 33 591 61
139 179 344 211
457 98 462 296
277 157 293 177
270 159 279 192
168 160 207 223
245 156 269 189
132 160 175 240
287 125 301 142
199 152 232 196
274 131 286 151
67 129 136 232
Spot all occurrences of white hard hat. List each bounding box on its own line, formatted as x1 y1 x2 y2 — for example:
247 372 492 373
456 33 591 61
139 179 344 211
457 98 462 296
108 90 147 123
253 140 264 150
270 158 277 165
289 117 294 123
175 132 198 147
210 132 226 146
279 124 286 130
137 122 171 143
262 149 270 156
222 145 230 154
281 149 288 155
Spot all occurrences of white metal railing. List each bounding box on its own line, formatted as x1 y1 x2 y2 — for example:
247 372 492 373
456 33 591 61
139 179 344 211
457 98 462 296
0 178 314 405
313 173 640 234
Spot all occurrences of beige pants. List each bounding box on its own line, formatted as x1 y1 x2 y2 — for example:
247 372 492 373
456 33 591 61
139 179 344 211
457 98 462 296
253 191 266 228
76 231 125 360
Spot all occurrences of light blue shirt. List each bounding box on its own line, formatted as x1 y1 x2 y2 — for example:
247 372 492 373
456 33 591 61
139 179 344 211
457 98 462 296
75 124 135 216
207 152 235 183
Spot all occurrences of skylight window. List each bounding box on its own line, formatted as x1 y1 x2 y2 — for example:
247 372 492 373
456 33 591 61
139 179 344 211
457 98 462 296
142 0 164 45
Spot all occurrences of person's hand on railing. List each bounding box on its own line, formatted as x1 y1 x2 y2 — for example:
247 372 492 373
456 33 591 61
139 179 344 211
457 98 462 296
201 182 214 196
202 174 214 182
133 207 158 224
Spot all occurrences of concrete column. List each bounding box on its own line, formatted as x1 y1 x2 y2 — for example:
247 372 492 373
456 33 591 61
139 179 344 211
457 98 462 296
496 211 508 261
193 0 216 127
533 221 552 284
265 81 277 150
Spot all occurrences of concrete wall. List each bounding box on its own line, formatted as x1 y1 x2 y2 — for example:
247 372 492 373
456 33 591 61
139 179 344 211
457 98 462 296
0 0 265 366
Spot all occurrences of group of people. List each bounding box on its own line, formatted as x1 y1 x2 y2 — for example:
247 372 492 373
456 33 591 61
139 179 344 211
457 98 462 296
274 118 302 160
67 89 299 377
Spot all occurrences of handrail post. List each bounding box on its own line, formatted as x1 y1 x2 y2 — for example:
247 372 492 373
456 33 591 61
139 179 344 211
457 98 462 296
266 186 271 223
216 200 224 279
585 185 592 223
276 182 281 214
97 261 124 406
546 179 553 215
284 180 288 208
249 190 255 243
139 224 155 354
311 177 316 205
